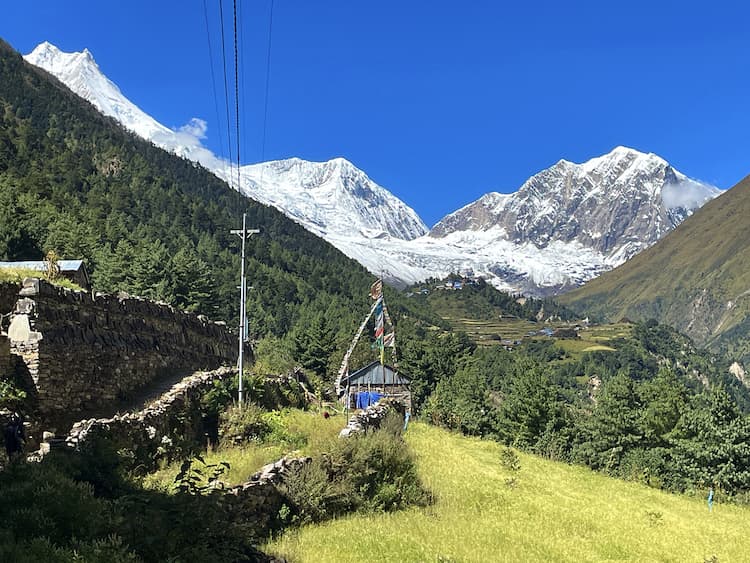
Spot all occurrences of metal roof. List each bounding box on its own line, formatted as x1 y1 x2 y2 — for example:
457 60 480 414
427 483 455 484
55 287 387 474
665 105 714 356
341 361 410 387
0 260 85 272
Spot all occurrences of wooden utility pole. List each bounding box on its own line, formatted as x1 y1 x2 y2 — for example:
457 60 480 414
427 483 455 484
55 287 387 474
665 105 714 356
230 213 259 408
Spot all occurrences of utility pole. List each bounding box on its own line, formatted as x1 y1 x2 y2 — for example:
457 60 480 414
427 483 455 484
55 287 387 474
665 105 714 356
231 213 259 408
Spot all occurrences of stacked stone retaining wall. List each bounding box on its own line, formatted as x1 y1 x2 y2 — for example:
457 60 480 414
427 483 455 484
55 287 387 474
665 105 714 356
42 386 399 541
7 278 242 429
0 282 20 319
339 398 404 437
0 334 9 380
47 366 236 467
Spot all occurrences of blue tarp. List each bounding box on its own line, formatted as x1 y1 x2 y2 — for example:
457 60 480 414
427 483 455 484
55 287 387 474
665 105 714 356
356 391 383 409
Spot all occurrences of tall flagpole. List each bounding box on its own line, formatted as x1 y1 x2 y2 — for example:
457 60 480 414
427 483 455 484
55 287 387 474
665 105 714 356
231 213 259 408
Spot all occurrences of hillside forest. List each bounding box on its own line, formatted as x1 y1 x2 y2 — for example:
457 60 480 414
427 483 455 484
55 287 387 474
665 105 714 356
1 34 750 561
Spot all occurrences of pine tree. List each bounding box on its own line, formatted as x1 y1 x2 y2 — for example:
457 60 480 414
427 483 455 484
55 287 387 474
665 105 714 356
669 386 750 494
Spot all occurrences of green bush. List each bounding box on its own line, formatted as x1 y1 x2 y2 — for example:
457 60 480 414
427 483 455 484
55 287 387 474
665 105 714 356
499 447 521 472
218 403 270 445
276 459 354 524
278 414 429 523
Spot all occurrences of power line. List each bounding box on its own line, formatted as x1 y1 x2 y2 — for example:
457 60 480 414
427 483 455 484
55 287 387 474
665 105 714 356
260 0 275 162
233 0 241 192
238 0 248 166
218 0 234 169
201 0 226 170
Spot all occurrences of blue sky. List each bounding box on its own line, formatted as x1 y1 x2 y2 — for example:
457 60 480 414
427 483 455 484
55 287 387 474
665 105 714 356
4 1 750 226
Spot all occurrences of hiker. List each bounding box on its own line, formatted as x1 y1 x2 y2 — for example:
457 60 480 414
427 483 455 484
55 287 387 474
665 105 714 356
708 486 714 512
4 413 25 460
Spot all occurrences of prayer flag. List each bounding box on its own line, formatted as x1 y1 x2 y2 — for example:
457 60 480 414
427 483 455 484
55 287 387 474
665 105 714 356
370 279 383 300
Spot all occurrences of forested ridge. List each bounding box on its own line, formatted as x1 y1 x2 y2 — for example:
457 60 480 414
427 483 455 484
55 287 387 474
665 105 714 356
2 31 750 505
0 38 443 383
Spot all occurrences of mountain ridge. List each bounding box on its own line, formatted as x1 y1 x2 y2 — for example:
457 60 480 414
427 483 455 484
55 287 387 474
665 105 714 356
24 41 720 295
23 41 428 245
560 172 750 364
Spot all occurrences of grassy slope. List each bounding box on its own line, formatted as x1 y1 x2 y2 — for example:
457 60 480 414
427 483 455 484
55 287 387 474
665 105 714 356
268 423 748 562
560 174 750 363
144 409 344 489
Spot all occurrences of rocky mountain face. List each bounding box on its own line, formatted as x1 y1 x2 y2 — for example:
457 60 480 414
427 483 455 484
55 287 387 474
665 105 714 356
237 157 428 240
25 42 720 295
430 147 719 265
560 171 750 365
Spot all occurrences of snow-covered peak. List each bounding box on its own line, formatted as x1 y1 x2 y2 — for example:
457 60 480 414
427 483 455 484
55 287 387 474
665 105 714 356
430 146 720 261
26 42 168 139
25 42 225 170
235 157 428 240
24 42 427 242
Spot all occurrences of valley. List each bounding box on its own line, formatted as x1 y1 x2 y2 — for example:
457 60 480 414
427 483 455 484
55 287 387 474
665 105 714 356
1 14 750 563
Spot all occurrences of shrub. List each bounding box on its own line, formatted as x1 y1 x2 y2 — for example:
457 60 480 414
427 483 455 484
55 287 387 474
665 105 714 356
276 459 354 524
219 403 270 445
278 417 429 523
499 447 521 472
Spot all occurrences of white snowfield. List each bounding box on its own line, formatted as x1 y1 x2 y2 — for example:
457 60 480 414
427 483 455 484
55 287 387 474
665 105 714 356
25 42 721 296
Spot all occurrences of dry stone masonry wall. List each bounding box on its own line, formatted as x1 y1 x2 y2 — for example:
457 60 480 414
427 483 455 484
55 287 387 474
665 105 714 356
226 455 312 539
339 398 403 437
7 278 240 429
39 381 400 540
44 366 237 464
0 334 10 380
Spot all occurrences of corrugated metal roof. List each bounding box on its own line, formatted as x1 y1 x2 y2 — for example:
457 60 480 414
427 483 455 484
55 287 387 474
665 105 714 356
0 260 85 272
341 361 410 386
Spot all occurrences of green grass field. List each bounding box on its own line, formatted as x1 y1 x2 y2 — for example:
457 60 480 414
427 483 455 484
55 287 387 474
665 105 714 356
144 409 344 489
267 422 748 562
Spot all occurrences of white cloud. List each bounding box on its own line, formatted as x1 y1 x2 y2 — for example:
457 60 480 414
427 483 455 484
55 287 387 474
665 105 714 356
176 117 208 140
661 178 721 210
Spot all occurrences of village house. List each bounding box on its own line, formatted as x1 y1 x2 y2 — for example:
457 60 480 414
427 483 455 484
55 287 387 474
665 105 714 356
0 260 91 291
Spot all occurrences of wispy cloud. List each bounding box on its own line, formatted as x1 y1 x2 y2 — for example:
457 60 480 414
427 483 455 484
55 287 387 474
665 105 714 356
662 178 721 209
177 117 208 140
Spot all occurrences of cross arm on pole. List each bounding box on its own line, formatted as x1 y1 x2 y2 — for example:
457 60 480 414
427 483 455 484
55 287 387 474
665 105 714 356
231 228 260 238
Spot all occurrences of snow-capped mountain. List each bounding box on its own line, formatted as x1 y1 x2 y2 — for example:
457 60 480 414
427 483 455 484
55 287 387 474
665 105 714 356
25 42 223 169
427 147 720 285
237 158 427 240
251 145 719 295
24 42 427 244
25 42 720 295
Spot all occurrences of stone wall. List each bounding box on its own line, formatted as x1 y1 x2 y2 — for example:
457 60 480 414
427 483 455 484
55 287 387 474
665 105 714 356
7 278 243 429
40 383 399 541
50 366 237 465
339 398 404 437
225 455 312 540
0 334 9 380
